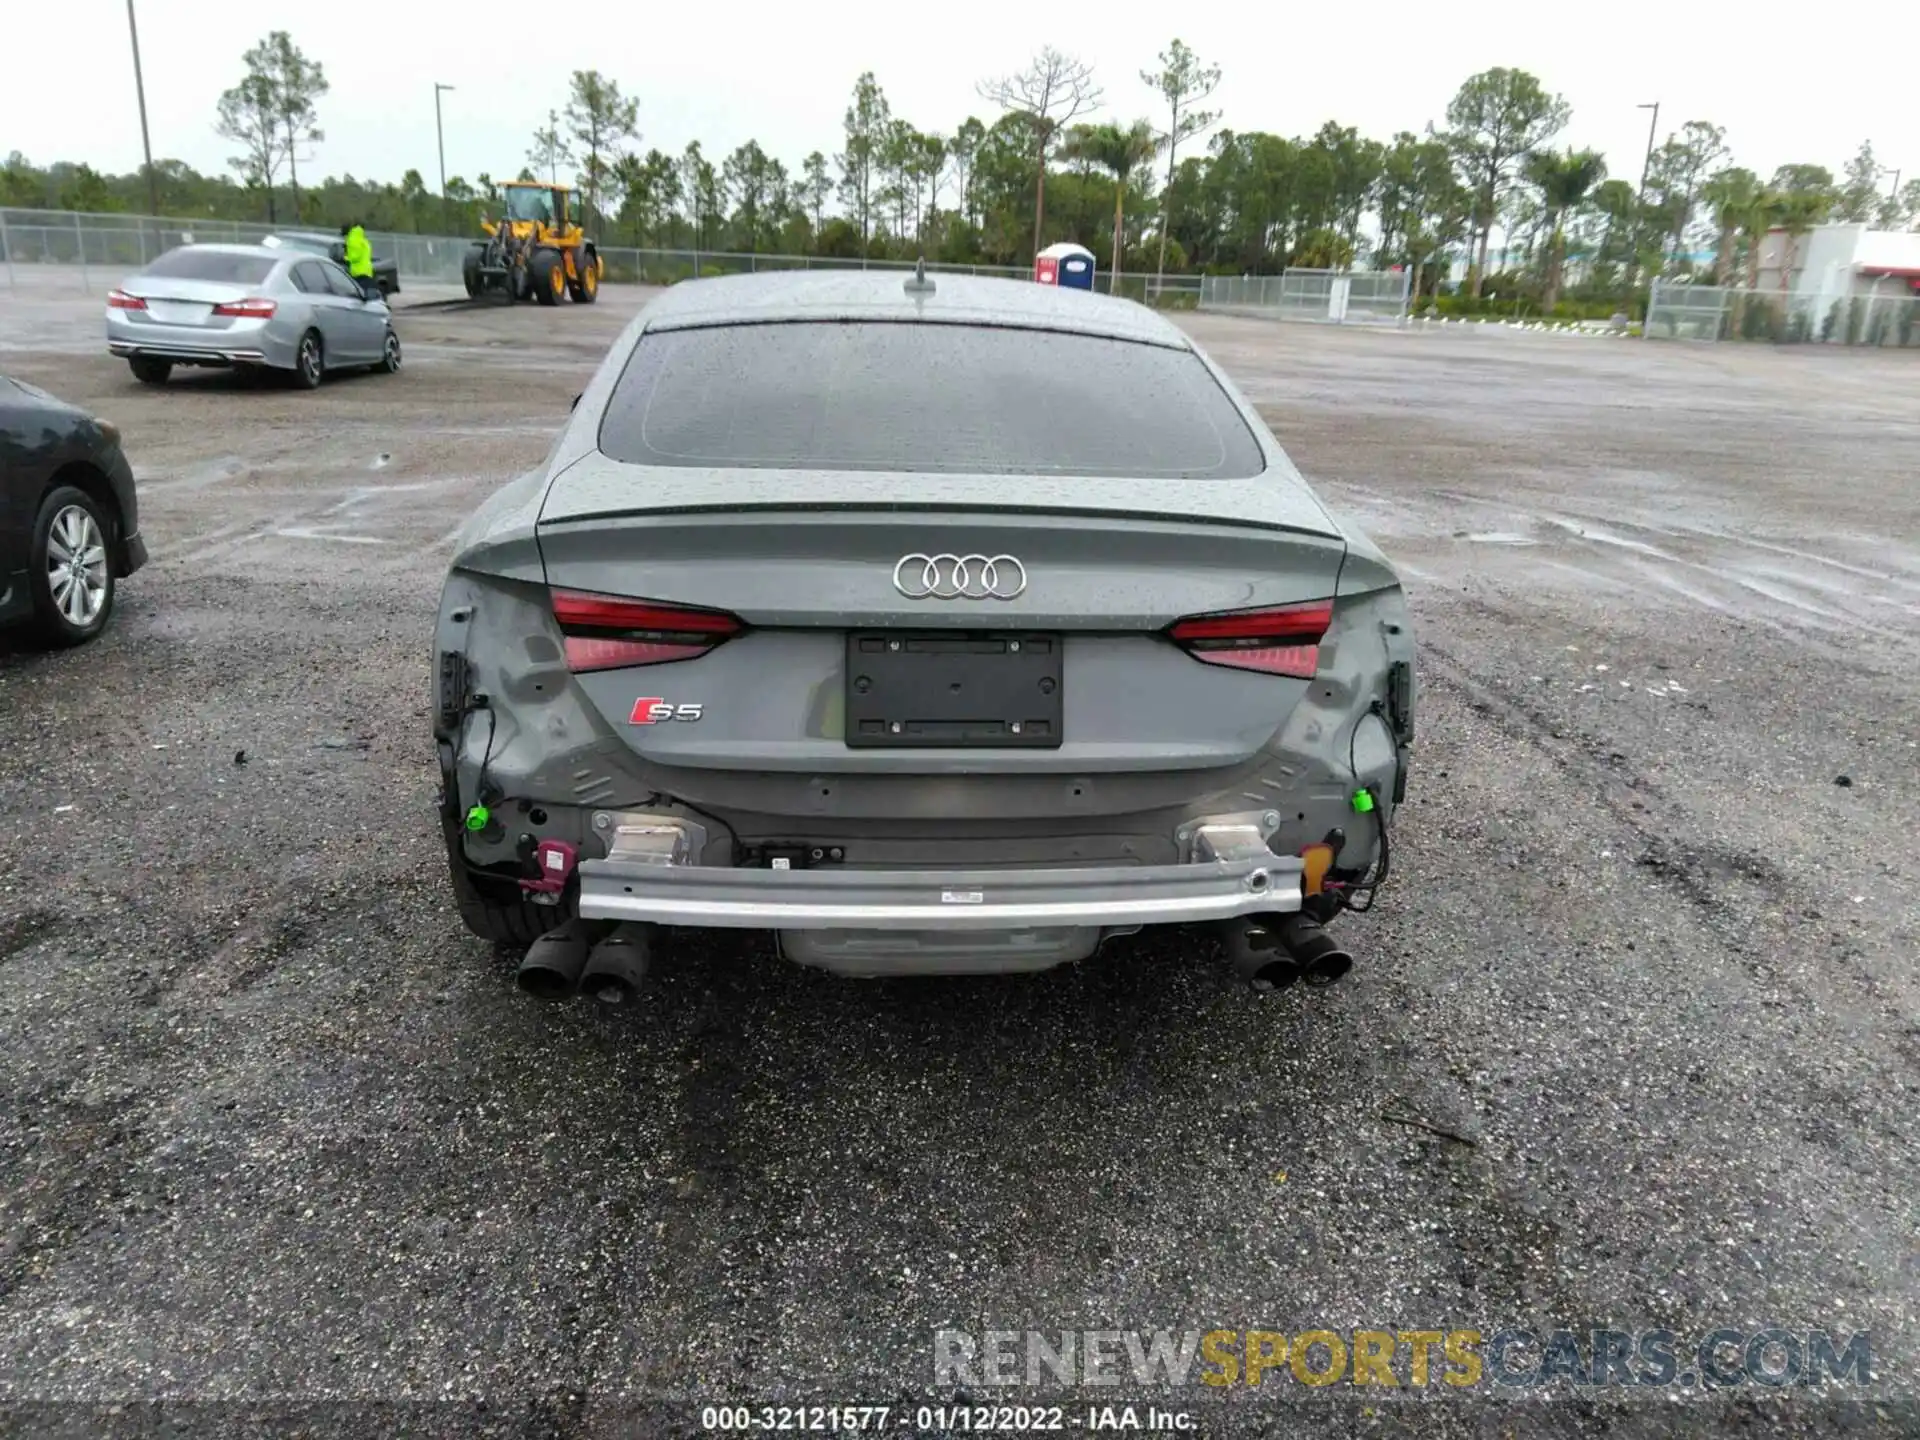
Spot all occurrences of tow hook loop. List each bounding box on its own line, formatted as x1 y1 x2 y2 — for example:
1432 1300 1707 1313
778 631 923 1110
519 839 578 901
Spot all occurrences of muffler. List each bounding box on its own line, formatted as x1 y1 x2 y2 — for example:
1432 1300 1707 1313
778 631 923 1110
1222 915 1354 993
517 917 601 999
579 923 652 1005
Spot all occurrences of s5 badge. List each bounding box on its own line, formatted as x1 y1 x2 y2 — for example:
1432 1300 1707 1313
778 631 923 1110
629 698 703 724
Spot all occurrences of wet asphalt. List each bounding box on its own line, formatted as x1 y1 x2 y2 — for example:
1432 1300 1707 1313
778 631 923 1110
0 270 1916 1438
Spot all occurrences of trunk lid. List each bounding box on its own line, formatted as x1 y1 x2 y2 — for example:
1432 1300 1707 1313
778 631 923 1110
123 279 256 328
535 462 1347 786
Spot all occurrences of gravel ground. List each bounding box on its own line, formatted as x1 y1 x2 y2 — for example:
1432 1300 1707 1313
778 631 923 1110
1 269 1915 1438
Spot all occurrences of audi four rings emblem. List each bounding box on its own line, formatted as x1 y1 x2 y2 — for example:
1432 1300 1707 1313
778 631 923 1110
892 553 1028 600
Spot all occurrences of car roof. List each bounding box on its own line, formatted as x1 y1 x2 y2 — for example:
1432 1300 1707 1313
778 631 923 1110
638 270 1191 349
160 243 291 260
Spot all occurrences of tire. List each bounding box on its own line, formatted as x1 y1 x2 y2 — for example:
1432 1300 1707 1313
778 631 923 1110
29 486 116 647
292 329 323 389
463 243 486 299
129 357 171 386
438 786 554 949
532 250 564 306
377 327 402 374
569 249 600 304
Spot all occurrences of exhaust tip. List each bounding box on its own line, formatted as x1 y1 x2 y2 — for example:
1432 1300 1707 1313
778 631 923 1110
516 967 577 1000
583 974 638 1006
579 923 652 1005
1245 957 1302 993
1298 948 1354 987
1220 922 1300 992
1276 915 1354 989
516 920 595 1000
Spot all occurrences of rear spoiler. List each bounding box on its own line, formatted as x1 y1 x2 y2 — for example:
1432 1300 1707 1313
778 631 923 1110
538 456 1346 540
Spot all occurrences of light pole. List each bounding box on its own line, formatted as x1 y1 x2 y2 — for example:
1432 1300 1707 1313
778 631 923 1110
1876 165 1901 224
434 83 455 235
126 0 158 218
1621 101 1660 309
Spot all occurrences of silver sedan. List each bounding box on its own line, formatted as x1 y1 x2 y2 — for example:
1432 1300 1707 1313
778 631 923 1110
106 243 402 389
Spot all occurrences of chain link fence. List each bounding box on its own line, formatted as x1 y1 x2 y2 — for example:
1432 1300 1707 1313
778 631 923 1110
0 207 1202 308
1199 268 1411 325
0 207 476 288
592 248 1032 286
1645 278 1920 347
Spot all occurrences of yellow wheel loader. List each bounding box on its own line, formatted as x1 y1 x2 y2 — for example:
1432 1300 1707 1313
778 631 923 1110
463 181 603 306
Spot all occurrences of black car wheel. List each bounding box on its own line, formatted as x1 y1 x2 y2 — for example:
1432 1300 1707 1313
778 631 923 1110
129 357 171 386
293 330 324 390
378 328 402 374
29 486 116 647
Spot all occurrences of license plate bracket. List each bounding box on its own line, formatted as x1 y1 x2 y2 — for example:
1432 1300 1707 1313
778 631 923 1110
845 632 1063 749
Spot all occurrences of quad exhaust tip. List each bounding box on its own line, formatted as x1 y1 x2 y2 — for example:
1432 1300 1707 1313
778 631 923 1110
516 920 653 1004
1223 915 1353 993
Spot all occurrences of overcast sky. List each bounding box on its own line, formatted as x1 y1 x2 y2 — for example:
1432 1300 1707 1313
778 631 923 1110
5 1 1914 205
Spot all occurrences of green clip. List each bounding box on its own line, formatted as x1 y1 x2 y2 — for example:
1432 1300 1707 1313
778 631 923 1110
464 803 492 832
1351 790 1376 814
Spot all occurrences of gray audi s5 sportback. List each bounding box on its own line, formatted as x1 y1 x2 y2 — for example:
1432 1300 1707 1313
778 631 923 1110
432 269 1415 1001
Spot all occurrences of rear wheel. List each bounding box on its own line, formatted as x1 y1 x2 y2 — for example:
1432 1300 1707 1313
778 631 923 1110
569 249 599 303
463 243 486 298
29 486 116 647
129 357 171 386
292 330 323 389
438 784 555 948
533 250 564 306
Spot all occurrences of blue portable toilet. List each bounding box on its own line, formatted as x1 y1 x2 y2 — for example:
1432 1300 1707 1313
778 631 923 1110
1035 242 1096 291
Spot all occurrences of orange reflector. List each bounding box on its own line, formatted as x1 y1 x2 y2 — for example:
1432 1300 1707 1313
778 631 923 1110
1300 843 1335 896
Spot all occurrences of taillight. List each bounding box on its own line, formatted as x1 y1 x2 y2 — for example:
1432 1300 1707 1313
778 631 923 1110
1168 599 1333 678
212 297 276 318
551 589 742 672
107 290 147 310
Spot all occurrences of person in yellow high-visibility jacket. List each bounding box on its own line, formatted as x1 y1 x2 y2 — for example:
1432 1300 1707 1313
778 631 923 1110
340 220 376 299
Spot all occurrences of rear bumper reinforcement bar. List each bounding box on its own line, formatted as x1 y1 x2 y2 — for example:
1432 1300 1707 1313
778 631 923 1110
575 818 1301 931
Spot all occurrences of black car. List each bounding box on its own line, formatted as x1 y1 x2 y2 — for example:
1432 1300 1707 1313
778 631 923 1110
263 231 400 298
0 374 147 645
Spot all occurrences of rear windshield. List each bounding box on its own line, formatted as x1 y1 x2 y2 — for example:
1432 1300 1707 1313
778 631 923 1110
144 250 277 284
596 321 1265 479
